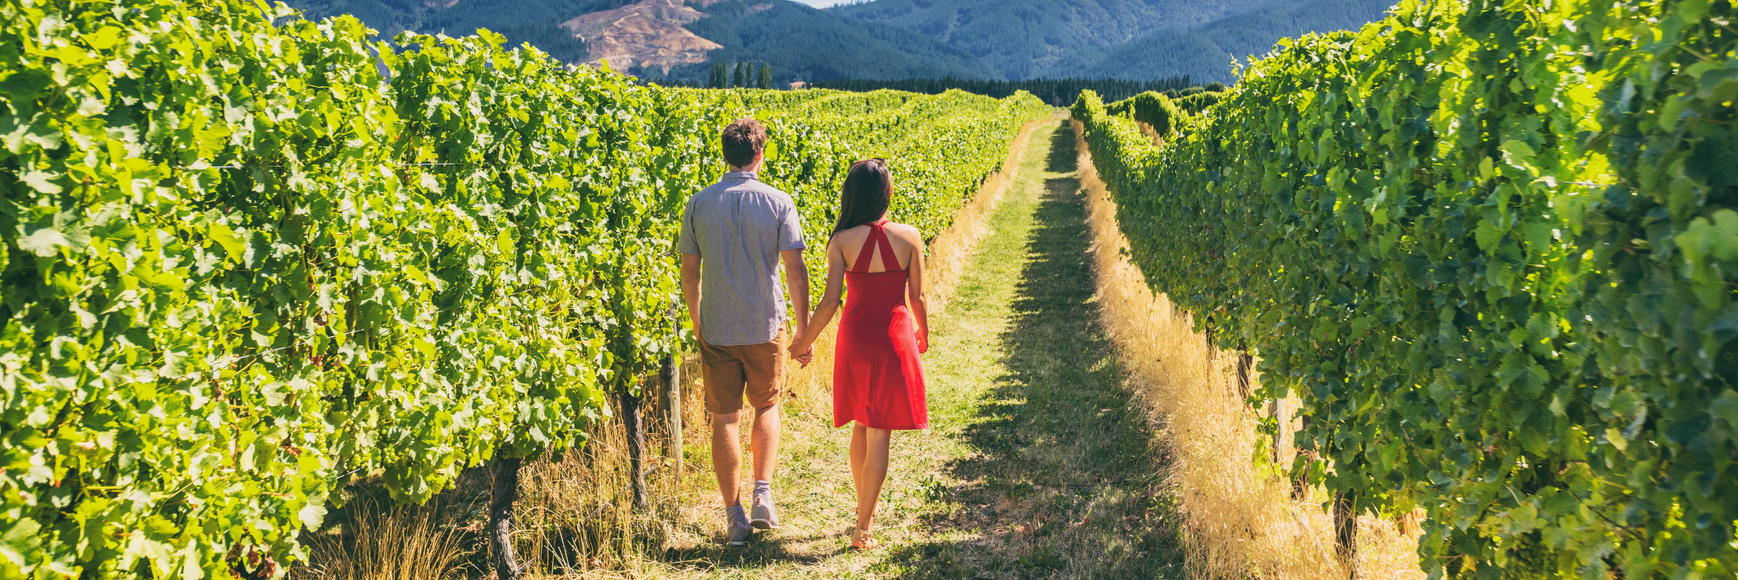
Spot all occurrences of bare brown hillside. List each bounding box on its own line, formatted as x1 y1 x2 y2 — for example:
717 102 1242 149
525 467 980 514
562 0 723 73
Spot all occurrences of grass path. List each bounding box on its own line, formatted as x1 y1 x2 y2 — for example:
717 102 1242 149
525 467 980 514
655 121 1183 579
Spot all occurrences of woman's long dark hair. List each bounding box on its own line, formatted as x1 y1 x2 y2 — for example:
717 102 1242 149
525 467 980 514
831 158 892 237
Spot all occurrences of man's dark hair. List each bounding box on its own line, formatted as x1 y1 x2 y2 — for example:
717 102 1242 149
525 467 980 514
722 118 767 168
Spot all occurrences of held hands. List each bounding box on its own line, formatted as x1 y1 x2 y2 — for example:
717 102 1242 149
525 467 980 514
785 326 926 366
789 338 814 368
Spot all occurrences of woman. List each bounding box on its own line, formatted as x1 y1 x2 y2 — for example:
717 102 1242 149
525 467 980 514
787 158 929 551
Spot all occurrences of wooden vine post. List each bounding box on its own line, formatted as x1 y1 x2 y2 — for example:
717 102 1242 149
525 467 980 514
622 388 650 509
1292 413 1312 500
660 360 682 476
1203 320 1216 364
1269 397 1283 466
1233 343 1283 468
489 455 524 580
661 301 683 478
1334 489 1359 579
621 298 686 511
1235 348 1252 400
607 243 649 511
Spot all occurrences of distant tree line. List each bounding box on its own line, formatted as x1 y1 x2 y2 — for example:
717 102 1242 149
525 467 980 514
808 76 1213 105
708 61 775 89
651 72 1228 103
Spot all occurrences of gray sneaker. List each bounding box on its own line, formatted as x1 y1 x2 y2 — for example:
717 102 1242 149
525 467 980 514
750 489 780 530
725 512 752 546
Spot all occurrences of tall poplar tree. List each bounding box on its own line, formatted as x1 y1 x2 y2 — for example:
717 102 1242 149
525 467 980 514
734 61 747 88
709 62 726 88
757 63 772 89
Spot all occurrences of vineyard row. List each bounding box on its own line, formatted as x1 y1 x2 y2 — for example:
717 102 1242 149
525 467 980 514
1075 0 1736 576
0 0 1051 576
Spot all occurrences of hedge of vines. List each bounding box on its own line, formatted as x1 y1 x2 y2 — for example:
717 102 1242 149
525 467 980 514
1172 90 1222 115
1074 0 1736 576
1105 91 1186 140
742 88 1049 239
0 0 1048 576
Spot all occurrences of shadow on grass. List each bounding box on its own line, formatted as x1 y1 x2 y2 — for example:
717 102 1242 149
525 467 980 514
1044 125 1077 174
872 125 1186 579
657 527 847 569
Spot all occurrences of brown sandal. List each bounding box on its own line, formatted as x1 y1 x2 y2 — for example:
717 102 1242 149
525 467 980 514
850 528 879 551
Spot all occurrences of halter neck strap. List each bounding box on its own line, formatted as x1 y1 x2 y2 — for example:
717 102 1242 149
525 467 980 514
850 220 901 273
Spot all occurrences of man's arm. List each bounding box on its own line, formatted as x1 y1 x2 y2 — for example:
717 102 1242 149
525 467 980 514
681 254 702 341
780 248 810 347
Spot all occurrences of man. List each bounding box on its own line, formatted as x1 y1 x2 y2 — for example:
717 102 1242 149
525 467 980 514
678 118 812 546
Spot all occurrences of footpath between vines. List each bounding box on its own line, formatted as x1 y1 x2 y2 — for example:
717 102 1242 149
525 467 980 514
641 121 1186 579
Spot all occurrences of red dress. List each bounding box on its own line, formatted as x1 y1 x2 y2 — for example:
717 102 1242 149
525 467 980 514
833 220 929 430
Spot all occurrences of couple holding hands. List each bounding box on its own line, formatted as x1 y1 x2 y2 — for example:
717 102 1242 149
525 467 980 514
678 118 931 551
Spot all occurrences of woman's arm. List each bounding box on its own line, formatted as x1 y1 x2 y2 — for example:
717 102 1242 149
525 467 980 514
790 237 846 363
905 230 929 354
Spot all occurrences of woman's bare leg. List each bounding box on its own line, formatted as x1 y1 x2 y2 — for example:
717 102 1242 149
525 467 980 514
850 424 868 501
855 427 892 533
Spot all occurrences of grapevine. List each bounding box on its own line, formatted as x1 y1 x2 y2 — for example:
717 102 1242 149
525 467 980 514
1073 0 1737 575
1105 91 1186 139
0 0 1048 576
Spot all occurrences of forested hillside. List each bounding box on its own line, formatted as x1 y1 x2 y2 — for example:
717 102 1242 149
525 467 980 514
830 0 1265 79
661 0 994 83
1080 0 1396 82
286 0 596 62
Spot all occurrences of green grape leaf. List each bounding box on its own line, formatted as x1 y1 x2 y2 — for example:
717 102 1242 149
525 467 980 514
0 518 40 566
16 227 70 257
20 170 62 193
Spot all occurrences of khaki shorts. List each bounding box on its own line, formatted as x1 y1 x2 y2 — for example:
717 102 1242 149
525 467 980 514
699 327 786 414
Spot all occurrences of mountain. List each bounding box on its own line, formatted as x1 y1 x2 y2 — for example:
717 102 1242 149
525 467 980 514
280 0 1394 85
286 0 598 63
1080 0 1396 83
668 1 994 82
560 0 722 73
282 0 994 83
830 0 1269 80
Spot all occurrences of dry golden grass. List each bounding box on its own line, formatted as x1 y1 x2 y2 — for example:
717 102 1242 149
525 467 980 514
297 498 471 580
1134 121 1164 146
1071 121 1424 580
514 409 689 576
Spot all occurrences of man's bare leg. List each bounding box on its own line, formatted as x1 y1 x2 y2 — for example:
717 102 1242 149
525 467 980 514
712 411 742 507
750 403 781 481
746 403 784 529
